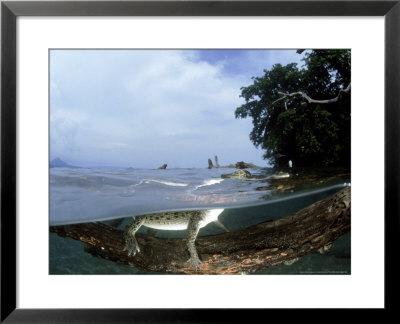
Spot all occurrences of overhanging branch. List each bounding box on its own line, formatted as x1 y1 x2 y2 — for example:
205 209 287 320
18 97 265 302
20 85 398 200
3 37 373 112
272 83 351 106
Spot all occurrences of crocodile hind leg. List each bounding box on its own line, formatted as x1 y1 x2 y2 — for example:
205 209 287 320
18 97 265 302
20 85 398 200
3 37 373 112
123 216 145 256
185 214 203 270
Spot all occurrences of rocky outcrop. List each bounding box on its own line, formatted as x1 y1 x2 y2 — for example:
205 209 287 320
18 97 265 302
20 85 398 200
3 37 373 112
221 161 262 169
214 156 220 168
255 170 350 192
207 159 214 169
158 164 167 169
235 161 260 169
221 169 252 179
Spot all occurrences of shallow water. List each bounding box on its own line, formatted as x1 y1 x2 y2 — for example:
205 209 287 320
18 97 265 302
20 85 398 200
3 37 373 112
50 167 349 225
49 169 351 275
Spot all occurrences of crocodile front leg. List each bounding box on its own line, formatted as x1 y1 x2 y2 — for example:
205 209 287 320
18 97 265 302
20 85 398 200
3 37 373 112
123 216 145 256
185 214 203 270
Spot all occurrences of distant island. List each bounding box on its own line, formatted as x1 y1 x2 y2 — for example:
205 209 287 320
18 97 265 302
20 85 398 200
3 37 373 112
50 158 81 169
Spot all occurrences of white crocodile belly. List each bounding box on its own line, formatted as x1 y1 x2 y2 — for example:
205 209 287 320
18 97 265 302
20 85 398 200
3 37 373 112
143 222 189 231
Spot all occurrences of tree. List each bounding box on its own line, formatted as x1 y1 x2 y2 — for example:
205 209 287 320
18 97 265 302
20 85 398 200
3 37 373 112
235 50 351 168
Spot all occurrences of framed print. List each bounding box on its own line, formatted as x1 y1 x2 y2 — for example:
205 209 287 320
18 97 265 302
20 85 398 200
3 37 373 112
1 0 398 321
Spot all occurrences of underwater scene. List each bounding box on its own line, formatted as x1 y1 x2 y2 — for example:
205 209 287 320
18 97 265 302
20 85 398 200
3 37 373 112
49 166 351 275
50 49 351 275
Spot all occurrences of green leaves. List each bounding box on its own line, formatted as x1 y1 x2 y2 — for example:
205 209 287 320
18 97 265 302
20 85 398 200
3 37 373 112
235 50 351 167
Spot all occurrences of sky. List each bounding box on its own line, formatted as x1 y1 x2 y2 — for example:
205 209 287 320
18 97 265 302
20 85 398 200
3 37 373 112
50 49 305 168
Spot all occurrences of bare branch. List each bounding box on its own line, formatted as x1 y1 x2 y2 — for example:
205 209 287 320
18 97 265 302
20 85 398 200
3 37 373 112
273 83 351 106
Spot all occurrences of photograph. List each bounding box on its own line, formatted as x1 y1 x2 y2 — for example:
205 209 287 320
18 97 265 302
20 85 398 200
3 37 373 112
49 48 351 275
2 0 395 319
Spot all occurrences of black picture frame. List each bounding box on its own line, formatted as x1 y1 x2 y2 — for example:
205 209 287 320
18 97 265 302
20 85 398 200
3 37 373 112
1 0 398 321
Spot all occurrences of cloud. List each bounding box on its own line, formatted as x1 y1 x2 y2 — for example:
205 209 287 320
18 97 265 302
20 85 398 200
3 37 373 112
50 49 300 168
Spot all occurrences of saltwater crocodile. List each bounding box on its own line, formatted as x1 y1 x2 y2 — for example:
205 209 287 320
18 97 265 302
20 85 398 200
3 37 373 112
123 209 227 269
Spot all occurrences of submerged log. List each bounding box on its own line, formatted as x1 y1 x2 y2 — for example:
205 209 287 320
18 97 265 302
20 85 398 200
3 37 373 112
50 187 350 274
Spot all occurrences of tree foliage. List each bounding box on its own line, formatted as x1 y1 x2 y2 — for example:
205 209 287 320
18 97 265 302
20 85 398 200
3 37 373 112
235 50 351 167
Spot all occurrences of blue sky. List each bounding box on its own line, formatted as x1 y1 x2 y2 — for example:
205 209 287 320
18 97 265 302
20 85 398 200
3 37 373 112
50 49 305 168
